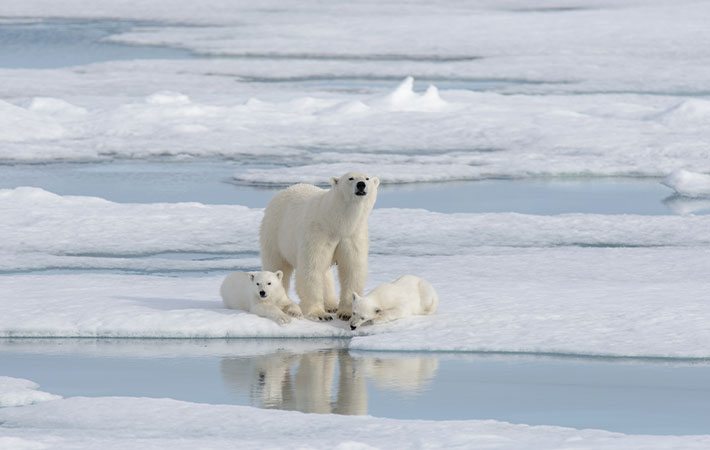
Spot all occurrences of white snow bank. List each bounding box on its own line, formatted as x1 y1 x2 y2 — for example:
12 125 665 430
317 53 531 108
662 169 710 198
1 393 709 450
0 377 60 408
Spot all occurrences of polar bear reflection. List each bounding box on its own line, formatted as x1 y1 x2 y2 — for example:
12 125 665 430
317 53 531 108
220 349 438 415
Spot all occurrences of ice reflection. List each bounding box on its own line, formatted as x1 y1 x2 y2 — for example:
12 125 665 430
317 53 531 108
663 195 710 215
221 349 438 415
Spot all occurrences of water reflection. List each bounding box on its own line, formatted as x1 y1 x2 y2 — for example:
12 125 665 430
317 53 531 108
663 195 710 215
221 349 438 415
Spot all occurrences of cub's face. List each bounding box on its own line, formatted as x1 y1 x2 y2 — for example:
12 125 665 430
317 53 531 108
350 293 383 330
249 270 284 301
330 172 380 201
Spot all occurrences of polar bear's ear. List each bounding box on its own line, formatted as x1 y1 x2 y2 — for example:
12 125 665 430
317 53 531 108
275 270 283 280
248 273 255 281
330 176 339 186
373 177 380 187
352 292 360 302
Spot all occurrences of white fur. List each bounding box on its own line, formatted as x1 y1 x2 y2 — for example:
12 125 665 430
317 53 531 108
259 171 379 321
349 275 438 330
220 271 302 325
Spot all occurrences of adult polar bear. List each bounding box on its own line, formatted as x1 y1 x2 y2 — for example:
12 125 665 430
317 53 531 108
260 172 379 321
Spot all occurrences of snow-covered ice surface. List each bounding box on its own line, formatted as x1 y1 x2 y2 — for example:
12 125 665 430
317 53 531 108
2 187 709 358
0 376 709 450
3 1 710 446
0 376 61 408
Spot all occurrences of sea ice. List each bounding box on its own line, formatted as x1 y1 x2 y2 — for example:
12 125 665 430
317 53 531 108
1 189 709 357
0 376 60 408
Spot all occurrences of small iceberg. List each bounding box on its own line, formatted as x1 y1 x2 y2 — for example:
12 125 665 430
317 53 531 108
379 76 449 112
662 169 710 198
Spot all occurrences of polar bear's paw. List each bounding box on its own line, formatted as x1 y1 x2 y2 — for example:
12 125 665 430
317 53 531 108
285 303 303 318
324 298 339 314
337 311 352 321
305 309 333 322
275 313 292 325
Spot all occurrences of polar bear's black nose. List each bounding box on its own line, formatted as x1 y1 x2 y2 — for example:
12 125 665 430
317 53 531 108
350 325 357 330
356 181 366 190
259 290 266 297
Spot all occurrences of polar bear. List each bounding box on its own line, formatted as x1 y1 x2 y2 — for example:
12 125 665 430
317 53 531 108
349 275 438 330
220 271 302 325
260 172 379 321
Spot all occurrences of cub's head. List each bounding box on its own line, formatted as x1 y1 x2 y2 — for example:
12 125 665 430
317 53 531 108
330 172 379 202
248 270 285 301
349 292 383 330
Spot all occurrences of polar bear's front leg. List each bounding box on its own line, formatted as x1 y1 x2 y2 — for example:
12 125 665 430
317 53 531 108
335 237 368 321
323 269 339 314
295 240 336 322
251 302 291 325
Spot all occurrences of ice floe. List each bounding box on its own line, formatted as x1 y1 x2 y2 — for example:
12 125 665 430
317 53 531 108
1 189 709 357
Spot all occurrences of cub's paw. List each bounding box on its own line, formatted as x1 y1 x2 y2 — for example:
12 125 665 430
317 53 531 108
337 311 352 321
275 313 291 325
285 304 303 318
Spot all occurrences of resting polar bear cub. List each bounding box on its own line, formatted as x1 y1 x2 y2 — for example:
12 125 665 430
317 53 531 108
260 172 379 322
220 271 302 325
349 275 438 330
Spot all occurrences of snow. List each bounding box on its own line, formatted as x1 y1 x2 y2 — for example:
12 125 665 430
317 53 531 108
0 379 709 450
663 170 710 199
0 376 61 408
1 75 710 181
1 188 709 357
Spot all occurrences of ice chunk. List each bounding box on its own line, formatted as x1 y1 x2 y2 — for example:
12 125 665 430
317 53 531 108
0 377 61 407
662 169 710 198
378 77 450 112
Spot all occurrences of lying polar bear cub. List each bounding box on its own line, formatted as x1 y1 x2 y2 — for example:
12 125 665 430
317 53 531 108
220 271 302 325
349 275 439 330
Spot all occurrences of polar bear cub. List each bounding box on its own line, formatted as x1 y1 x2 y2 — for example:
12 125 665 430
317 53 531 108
220 271 302 325
349 275 438 330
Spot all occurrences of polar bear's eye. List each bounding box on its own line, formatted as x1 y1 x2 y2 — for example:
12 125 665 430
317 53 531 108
375 308 382 314
366 178 369 180
348 177 354 181
256 283 260 286
267 282 271 285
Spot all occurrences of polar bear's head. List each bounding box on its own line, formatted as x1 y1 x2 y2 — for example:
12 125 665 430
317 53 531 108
330 172 380 202
248 270 285 301
349 292 383 330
